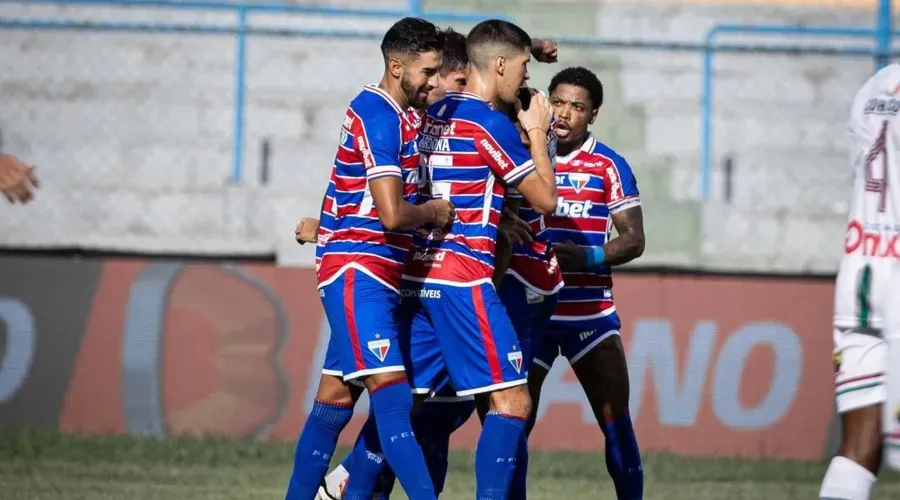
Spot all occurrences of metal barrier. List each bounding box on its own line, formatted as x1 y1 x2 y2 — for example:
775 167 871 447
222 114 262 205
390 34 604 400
700 18 897 200
0 0 895 195
0 0 508 183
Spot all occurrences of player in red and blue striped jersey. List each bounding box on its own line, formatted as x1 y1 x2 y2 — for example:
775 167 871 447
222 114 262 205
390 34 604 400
531 67 645 499
400 20 558 500
286 17 454 500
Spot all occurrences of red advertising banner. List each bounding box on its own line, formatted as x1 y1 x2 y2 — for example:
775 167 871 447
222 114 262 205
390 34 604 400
0 257 835 460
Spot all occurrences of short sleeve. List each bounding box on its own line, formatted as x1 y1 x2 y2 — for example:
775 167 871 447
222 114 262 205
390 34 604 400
473 114 535 186
353 113 402 181
604 154 641 214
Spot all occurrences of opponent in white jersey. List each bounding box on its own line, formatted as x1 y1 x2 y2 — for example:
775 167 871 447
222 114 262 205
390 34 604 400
820 63 900 500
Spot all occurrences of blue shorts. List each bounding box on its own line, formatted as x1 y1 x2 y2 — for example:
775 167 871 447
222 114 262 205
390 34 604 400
319 268 406 381
533 313 621 371
498 277 558 374
400 280 527 397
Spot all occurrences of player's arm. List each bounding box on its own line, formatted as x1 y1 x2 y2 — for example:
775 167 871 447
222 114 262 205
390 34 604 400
358 117 454 231
511 92 557 215
492 198 532 288
555 156 644 270
475 94 556 215
295 190 324 245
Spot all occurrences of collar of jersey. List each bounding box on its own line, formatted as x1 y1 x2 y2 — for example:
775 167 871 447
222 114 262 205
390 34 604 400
364 84 404 114
446 91 488 103
558 133 596 164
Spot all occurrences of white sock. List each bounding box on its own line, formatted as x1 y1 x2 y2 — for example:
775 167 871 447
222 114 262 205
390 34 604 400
323 464 349 497
819 456 876 500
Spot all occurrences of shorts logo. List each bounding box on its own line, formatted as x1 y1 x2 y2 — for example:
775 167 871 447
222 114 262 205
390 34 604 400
368 339 391 363
524 287 543 304
508 351 523 373
833 351 842 374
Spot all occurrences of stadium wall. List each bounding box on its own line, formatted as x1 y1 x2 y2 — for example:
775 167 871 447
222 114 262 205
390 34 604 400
0 255 839 461
0 0 887 273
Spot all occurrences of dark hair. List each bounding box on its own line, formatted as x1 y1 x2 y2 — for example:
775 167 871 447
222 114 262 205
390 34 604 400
439 27 468 76
380 17 442 59
548 67 604 110
466 20 531 69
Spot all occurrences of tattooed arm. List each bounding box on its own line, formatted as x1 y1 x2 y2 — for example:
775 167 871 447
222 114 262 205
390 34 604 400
553 206 645 271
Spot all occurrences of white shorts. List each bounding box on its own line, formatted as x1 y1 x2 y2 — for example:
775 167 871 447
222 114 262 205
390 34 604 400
833 326 887 414
883 288 900 471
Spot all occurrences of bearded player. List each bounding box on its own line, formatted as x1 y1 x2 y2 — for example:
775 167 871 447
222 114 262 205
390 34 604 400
819 64 900 500
284 17 455 500
520 67 645 500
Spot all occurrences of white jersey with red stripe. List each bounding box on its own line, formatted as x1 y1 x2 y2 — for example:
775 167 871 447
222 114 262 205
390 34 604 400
403 91 537 286
834 63 900 329
317 85 421 292
505 122 565 295
544 134 641 327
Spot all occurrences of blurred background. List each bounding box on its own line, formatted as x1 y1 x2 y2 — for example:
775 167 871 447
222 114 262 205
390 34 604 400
1 0 899 498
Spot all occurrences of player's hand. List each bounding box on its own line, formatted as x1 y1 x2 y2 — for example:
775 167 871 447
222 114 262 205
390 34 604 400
498 206 533 245
295 217 320 245
0 154 39 204
516 90 553 139
552 240 587 271
425 199 456 228
532 38 558 63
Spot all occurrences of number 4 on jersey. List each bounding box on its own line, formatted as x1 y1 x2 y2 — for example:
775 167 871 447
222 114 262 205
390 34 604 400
865 120 889 213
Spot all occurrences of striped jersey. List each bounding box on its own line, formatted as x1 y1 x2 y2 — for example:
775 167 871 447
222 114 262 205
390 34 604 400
314 171 337 273
404 91 537 286
506 122 564 295
545 134 641 327
317 85 421 291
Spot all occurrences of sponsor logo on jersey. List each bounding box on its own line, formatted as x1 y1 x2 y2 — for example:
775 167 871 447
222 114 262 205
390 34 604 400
508 350 523 373
554 197 594 218
606 166 622 202
844 220 900 259
358 134 374 171
421 120 456 137
368 338 391 362
568 172 591 193
479 138 510 171
412 250 446 262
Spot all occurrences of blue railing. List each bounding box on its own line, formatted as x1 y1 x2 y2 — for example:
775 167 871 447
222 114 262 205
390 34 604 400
0 0 509 183
0 0 895 192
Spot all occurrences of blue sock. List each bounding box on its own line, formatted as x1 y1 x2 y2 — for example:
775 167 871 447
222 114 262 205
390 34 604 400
370 380 436 500
415 399 475 494
601 414 644 500
507 415 534 500
344 407 388 500
285 400 354 500
475 411 527 500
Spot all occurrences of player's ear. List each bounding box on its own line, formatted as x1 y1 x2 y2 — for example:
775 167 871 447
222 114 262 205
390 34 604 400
387 56 404 79
589 107 599 125
495 55 506 77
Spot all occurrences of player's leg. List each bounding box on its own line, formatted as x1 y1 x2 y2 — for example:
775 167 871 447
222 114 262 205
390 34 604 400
333 269 435 500
286 302 361 500
561 328 643 499
886 283 900 471
422 280 532 500
416 389 476 495
820 326 887 500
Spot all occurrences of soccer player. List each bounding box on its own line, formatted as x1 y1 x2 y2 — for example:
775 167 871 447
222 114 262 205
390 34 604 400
285 17 454 500
819 63 900 500
0 154 38 204
402 19 557 500
524 67 645 500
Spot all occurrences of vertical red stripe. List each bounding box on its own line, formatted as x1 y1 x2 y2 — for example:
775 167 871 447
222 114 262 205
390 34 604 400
343 268 366 371
471 286 504 384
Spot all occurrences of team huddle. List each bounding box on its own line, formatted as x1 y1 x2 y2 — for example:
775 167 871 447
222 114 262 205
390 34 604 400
285 17 644 500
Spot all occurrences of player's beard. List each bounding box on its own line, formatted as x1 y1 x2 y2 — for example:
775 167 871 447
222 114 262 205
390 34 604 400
402 73 430 110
